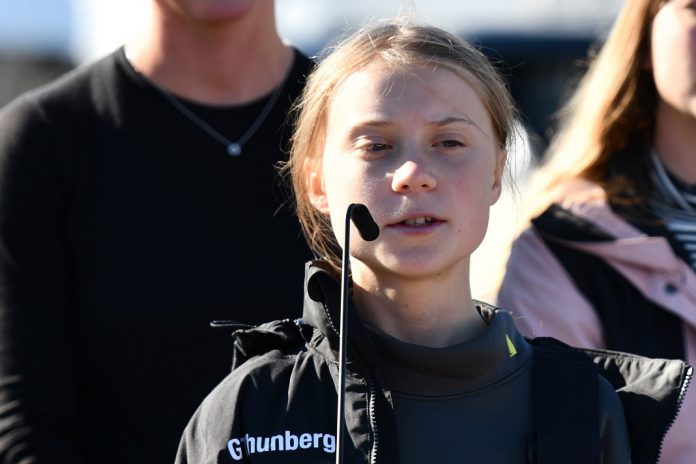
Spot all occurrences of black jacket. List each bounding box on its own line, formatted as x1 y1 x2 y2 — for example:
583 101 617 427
177 262 690 464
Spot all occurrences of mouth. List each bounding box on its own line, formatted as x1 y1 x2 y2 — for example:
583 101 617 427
401 216 435 226
389 215 444 228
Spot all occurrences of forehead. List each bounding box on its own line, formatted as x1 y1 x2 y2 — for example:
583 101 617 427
327 58 492 131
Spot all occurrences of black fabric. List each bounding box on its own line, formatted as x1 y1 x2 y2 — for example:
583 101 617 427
366 305 534 464
585 348 692 464
532 204 615 242
176 263 645 464
183 265 400 464
533 205 685 360
531 337 600 464
0 48 314 463
531 337 693 464
366 302 532 395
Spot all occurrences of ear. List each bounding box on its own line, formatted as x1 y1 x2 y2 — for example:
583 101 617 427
308 170 330 214
490 150 506 205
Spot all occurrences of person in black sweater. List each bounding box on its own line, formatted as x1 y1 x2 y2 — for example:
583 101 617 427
0 1 312 462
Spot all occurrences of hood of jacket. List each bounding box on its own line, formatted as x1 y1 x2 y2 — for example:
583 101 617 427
227 261 375 366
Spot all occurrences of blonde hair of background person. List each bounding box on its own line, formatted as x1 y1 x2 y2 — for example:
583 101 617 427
522 0 666 214
491 0 675 295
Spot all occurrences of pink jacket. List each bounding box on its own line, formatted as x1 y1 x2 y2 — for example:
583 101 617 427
497 181 695 464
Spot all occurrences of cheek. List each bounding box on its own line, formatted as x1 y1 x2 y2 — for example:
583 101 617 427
321 159 373 236
457 157 498 193
449 162 499 229
321 158 351 208
651 24 673 84
450 175 486 216
651 9 696 98
323 158 380 203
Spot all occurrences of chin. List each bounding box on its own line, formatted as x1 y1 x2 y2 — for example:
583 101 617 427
185 0 258 22
376 255 467 281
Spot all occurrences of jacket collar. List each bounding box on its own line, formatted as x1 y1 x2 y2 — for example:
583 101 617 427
301 261 384 366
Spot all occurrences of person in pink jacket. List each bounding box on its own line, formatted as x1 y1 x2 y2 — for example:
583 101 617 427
497 0 696 462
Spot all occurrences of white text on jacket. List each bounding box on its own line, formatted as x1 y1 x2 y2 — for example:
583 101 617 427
227 430 336 460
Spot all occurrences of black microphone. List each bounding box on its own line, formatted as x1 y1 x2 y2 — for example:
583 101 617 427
350 204 380 241
336 203 379 464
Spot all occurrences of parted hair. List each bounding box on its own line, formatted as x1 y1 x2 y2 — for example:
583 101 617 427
283 20 517 273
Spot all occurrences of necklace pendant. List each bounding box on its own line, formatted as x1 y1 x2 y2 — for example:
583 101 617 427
227 143 242 157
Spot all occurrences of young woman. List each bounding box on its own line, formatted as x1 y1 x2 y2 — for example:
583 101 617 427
176 20 687 464
497 1 696 461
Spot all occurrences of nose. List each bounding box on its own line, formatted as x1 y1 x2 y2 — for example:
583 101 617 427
391 160 437 193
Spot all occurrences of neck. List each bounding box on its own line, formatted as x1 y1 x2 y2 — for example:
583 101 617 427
351 263 485 348
126 1 292 105
654 99 696 184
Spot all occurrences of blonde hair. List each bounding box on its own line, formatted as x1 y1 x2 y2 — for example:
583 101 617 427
283 20 518 274
527 0 664 214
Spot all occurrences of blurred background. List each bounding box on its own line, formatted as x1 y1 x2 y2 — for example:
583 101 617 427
0 0 624 299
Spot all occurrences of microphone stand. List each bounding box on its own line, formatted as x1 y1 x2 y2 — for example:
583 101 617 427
336 204 379 464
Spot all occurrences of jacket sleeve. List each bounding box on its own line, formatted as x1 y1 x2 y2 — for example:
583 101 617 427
496 227 606 349
597 376 631 464
0 96 84 463
176 370 247 464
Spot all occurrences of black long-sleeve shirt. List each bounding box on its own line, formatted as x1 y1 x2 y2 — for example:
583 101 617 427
0 47 313 464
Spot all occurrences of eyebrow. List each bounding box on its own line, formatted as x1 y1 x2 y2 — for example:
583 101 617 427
353 116 476 129
427 116 476 127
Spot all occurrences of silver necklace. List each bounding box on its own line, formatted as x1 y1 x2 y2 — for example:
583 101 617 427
148 72 288 157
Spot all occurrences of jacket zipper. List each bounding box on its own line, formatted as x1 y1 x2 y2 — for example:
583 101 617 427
655 365 693 462
316 280 380 463
367 379 379 464
351 347 379 464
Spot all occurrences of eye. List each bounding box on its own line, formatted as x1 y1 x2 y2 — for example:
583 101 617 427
438 140 464 148
363 143 391 152
354 138 393 158
433 138 466 150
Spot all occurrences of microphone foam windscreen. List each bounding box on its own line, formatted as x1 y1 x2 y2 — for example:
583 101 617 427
351 204 380 241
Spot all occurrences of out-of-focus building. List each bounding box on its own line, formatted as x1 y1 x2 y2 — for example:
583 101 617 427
0 0 75 107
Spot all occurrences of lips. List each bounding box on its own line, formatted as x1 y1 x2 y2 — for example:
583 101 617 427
401 216 434 226
388 214 445 228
